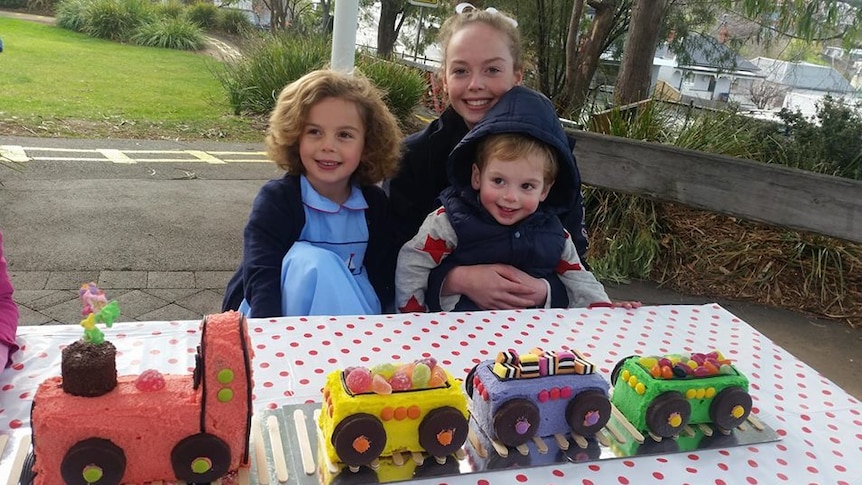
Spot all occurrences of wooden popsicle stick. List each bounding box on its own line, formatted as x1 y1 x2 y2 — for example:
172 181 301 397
698 423 714 436
454 448 466 460
553 433 569 450
266 415 289 483
610 404 645 444
392 451 405 466
467 428 488 459
570 433 588 449
251 415 271 485
489 438 509 458
6 434 31 485
531 436 548 454
604 421 627 444
0 435 7 460
212 479 223 485
747 414 766 431
411 451 425 465
595 429 611 447
648 431 663 442
682 425 696 437
736 422 748 432
515 443 529 456
237 466 251 485
292 409 316 475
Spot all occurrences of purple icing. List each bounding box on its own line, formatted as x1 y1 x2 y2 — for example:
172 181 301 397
515 419 531 435
471 360 610 440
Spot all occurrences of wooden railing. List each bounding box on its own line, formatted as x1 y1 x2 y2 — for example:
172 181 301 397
568 129 862 244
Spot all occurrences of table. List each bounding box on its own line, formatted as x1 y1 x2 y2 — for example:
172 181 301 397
1 304 860 484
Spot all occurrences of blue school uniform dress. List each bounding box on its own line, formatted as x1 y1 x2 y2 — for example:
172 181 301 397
238 176 381 317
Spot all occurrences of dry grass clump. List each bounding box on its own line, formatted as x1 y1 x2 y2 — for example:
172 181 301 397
652 204 862 328
585 189 862 328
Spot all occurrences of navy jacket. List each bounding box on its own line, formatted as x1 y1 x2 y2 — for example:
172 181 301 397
222 175 393 317
390 107 590 263
425 86 580 310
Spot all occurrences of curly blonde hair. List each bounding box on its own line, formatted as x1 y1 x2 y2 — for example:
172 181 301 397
437 8 523 74
266 69 404 185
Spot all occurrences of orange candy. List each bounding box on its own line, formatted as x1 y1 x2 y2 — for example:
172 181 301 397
660 365 673 379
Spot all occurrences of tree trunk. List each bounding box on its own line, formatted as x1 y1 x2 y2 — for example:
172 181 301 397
561 0 586 109
613 0 668 105
319 0 332 34
559 0 617 117
377 0 404 58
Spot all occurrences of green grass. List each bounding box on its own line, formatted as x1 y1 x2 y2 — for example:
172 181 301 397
0 17 261 140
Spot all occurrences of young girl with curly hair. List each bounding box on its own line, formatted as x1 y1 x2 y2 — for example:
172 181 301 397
223 69 403 317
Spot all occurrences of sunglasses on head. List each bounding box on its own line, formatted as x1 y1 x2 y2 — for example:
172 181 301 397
454 2 518 27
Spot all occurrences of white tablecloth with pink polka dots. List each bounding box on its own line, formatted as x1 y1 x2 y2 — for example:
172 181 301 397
1 304 860 484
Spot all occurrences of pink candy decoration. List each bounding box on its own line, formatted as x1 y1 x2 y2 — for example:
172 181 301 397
135 369 166 392
389 371 412 391
345 367 372 394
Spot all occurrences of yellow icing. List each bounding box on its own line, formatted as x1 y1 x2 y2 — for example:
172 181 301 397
318 367 469 465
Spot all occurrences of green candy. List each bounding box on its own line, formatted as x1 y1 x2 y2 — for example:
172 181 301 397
412 363 431 388
370 363 398 379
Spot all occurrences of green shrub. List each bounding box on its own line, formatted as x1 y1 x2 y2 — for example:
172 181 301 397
776 95 862 180
216 8 252 35
55 0 90 31
81 0 155 41
214 33 329 115
214 33 425 124
356 56 426 122
131 16 205 50
0 0 28 8
185 1 218 30
154 0 185 19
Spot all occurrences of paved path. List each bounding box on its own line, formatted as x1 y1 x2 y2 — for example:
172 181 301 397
3 133 862 400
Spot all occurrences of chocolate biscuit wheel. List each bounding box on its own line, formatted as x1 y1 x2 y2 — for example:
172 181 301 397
493 398 539 447
331 413 387 467
709 386 752 432
60 438 126 485
418 406 469 457
464 364 479 398
645 391 691 438
566 389 611 436
170 433 231 482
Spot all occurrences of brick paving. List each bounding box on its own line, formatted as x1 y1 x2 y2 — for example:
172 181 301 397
10 270 232 326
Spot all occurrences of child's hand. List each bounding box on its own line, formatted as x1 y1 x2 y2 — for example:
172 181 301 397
613 300 642 309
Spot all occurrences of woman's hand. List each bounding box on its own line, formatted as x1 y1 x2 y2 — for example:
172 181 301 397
613 300 642 309
442 264 547 309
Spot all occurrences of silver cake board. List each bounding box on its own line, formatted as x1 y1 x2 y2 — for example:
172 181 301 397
248 402 781 485
12 403 779 485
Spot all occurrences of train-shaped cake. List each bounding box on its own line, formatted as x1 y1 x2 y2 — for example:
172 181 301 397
30 306 253 485
318 358 469 471
465 348 612 447
610 352 752 438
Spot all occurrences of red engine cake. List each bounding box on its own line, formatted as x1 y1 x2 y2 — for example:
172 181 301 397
30 285 254 485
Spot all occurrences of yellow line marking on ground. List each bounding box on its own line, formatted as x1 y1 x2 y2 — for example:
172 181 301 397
0 145 30 162
4 146 270 163
187 150 226 164
99 149 137 164
30 157 115 162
